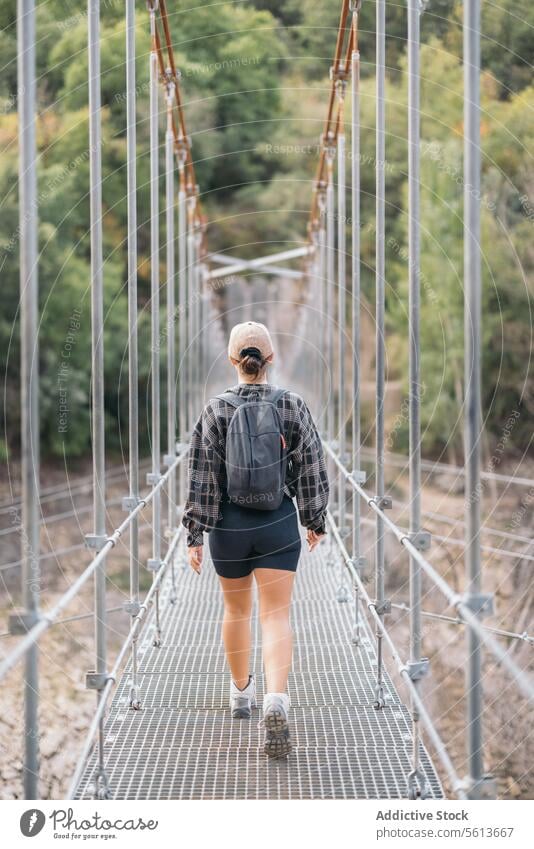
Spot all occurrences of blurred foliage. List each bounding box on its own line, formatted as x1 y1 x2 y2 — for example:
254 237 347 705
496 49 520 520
0 0 532 461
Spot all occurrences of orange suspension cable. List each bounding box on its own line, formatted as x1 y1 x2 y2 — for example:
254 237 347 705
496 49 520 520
309 0 355 235
148 0 204 242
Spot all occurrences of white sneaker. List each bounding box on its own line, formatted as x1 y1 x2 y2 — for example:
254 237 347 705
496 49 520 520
229 674 257 718
261 692 292 758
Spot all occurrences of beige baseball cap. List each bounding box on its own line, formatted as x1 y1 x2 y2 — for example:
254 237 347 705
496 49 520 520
228 321 274 361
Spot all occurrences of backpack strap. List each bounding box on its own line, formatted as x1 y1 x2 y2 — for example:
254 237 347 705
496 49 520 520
214 387 287 408
268 387 287 405
214 390 248 409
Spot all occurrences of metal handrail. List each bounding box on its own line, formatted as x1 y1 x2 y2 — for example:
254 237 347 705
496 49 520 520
358 447 534 490
390 603 534 645
348 510 534 565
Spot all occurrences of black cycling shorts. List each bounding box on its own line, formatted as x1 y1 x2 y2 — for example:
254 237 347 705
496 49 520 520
208 494 302 579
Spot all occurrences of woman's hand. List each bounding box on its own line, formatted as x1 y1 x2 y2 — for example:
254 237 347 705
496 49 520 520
188 545 203 574
306 529 325 552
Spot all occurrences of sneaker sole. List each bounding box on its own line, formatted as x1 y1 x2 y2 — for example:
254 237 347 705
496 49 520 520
263 707 291 759
232 706 252 719
230 697 256 719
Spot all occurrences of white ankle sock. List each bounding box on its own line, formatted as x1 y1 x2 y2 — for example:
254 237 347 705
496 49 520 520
233 675 252 692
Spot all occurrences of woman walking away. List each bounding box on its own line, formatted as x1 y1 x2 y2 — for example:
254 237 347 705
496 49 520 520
182 320 329 758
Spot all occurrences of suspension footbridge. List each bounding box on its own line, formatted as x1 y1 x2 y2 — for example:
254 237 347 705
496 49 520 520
2 0 533 802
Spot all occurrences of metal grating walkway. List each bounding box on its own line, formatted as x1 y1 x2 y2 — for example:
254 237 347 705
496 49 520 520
74 541 444 799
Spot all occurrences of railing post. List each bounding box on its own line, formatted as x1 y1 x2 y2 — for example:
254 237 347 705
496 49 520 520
164 68 178 603
147 1 164 647
198 258 205 401
334 69 350 602
463 0 494 800
194 222 203 412
317 186 327 434
190 224 198 417
406 0 430 799
186 193 196 436
177 139 187 505
86 0 109 799
350 1 365 645
17 0 40 800
202 257 210 393
373 0 387 711
309 227 321 416
124 0 141 708
324 135 337 541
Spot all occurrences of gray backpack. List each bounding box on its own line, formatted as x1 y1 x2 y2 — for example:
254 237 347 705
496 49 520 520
216 387 288 510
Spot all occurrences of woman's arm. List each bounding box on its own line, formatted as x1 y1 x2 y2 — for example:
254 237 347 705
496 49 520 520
291 396 329 533
181 403 224 547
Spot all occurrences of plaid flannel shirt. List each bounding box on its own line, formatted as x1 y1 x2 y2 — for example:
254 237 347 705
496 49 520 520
182 383 330 547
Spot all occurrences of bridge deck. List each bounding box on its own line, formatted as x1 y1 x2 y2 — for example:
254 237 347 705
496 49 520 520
74 541 444 800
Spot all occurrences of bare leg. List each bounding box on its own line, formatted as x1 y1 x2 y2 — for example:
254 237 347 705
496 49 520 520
218 574 253 689
255 568 295 693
